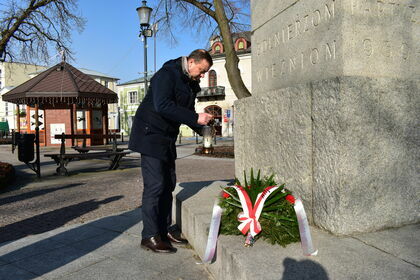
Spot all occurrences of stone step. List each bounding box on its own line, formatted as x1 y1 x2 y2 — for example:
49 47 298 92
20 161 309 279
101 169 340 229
173 181 420 280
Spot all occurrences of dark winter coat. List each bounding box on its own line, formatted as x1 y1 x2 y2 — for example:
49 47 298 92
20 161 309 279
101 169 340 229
128 57 203 161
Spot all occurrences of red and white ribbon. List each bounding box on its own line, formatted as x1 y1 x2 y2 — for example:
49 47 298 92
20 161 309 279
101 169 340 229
199 189 317 264
197 199 223 264
294 198 318 256
233 185 279 237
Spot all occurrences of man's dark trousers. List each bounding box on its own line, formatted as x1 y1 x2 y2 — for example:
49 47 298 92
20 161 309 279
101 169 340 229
141 154 176 239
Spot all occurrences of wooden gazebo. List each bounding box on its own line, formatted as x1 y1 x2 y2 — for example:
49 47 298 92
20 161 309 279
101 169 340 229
2 61 118 146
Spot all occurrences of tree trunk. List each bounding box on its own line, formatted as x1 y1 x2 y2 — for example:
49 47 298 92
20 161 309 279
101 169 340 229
213 0 251 99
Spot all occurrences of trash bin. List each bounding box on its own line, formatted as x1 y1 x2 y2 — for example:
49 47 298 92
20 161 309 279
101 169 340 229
17 134 35 162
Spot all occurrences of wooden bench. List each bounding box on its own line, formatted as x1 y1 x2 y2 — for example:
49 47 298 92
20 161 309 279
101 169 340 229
72 133 125 154
44 133 130 176
72 146 127 153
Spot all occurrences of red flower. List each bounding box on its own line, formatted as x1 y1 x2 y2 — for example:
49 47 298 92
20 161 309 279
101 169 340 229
221 190 230 199
285 195 295 204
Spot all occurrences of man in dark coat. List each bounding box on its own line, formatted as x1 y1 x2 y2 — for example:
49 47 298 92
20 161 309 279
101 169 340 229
129 49 213 253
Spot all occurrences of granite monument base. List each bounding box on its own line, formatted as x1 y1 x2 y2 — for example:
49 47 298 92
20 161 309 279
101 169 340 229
235 76 419 235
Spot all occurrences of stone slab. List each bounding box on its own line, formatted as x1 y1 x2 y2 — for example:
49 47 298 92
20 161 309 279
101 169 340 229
251 0 419 93
234 83 314 220
311 76 420 234
87 213 140 233
0 236 66 264
173 181 226 258
59 257 159 280
47 225 109 245
68 231 139 259
11 245 106 279
353 223 420 266
235 76 420 234
0 263 46 280
112 243 206 274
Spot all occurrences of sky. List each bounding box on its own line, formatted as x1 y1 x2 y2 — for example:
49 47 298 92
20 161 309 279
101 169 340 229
68 0 220 83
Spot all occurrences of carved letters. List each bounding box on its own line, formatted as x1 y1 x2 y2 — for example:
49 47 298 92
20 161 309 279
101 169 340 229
254 0 417 85
256 0 336 56
350 0 417 22
256 41 337 82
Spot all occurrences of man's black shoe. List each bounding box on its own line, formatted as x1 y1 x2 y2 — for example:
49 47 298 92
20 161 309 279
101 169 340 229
167 231 188 245
141 236 177 253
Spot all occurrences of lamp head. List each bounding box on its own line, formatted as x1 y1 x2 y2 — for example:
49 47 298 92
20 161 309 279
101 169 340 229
136 0 152 27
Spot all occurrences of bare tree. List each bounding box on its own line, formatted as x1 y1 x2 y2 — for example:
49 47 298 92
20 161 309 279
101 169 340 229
152 0 252 99
0 0 85 63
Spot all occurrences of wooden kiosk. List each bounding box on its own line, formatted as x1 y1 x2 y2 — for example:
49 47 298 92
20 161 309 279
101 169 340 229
2 61 118 147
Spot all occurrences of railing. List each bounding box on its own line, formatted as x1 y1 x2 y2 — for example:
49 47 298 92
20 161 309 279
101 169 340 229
197 86 225 97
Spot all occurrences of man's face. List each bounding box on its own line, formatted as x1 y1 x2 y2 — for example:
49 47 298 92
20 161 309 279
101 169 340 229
188 59 210 81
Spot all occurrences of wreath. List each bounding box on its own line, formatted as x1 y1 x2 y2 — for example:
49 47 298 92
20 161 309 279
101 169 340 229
219 169 300 247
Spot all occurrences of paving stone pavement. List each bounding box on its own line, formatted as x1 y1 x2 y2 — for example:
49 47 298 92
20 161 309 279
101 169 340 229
0 209 213 280
0 140 235 244
0 140 233 279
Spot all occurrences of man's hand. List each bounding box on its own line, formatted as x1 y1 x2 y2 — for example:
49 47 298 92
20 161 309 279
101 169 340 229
197 113 213 125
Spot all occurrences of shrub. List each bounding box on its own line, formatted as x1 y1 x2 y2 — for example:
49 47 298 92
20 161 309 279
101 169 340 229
0 162 15 189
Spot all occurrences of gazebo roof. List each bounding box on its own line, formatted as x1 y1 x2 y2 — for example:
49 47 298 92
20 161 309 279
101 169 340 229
2 62 118 105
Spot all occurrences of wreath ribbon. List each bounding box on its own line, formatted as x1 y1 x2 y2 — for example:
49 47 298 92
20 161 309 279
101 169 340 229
233 185 279 237
198 187 317 263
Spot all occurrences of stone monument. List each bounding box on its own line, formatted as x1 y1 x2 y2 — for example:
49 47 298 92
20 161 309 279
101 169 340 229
235 0 419 235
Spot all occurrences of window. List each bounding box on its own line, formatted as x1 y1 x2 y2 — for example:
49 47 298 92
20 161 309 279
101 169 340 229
104 81 109 88
208 70 217 87
235 38 247 51
5 102 8 116
212 42 223 54
129 91 138 104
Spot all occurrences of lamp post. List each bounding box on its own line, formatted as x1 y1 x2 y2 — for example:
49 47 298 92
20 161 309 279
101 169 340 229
136 0 153 93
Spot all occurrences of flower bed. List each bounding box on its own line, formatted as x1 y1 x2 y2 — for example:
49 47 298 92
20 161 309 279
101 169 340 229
0 162 15 189
194 145 234 158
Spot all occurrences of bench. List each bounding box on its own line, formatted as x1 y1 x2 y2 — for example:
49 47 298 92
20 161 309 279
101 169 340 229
72 146 127 153
44 133 130 176
72 133 126 154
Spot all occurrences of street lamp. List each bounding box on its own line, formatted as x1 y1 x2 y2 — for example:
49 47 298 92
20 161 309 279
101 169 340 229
136 0 153 93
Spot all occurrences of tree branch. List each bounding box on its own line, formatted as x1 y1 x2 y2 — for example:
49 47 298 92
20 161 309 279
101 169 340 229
181 0 216 19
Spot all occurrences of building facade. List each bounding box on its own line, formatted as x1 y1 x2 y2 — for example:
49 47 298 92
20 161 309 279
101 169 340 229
0 62 47 130
187 32 252 137
116 77 146 136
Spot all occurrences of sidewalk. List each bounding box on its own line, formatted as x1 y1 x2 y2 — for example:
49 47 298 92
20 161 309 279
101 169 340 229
0 209 212 280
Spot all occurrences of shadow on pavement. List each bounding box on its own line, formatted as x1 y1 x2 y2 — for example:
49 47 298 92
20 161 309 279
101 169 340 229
0 208 142 279
177 179 234 202
0 183 84 205
2 156 140 192
281 257 329 280
0 196 123 244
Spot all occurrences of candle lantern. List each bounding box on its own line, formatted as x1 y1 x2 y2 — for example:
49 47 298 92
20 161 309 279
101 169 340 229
202 125 214 154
